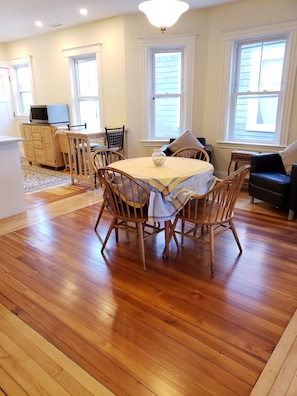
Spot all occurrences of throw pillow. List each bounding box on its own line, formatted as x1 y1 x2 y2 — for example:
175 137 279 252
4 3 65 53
168 130 205 153
279 140 297 175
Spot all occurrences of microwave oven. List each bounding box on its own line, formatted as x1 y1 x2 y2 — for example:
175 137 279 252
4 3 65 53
30 104 70 125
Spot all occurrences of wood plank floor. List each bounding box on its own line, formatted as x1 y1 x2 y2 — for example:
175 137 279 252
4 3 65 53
0 184 297 395
0 304 113 395
251 309 297 395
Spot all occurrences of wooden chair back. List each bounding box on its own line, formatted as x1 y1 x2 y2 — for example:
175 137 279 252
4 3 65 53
172 146 210 162
98 167 150 222
105 125 125 152
97 167 162 270
91 148 126 230
67 133 95 189
172 164 251 275
183 164 251 224
91 148 126 172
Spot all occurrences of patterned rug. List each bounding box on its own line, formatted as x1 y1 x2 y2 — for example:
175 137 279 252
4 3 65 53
22 164 71 194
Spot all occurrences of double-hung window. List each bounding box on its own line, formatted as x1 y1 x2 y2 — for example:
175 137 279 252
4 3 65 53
9 56 34 116
231 38 286 144
63 43 103 129
139 35 195 142
73 56 99 127
221 22 297 147
152 50 183 139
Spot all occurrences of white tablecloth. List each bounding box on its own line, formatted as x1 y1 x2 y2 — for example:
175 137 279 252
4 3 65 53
109 156 215 222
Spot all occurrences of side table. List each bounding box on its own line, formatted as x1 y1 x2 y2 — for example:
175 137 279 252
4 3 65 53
228 150 258 175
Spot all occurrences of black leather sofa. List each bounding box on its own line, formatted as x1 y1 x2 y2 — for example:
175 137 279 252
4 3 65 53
161 137 213 162
248 152 297 220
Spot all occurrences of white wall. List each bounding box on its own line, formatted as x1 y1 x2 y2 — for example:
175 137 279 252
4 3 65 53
3 0 297 175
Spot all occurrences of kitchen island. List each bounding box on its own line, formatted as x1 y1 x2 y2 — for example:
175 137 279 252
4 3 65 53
0 136 26 219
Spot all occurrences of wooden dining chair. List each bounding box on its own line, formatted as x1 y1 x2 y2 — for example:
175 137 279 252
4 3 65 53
172 146 210 162
170 164 251 276
67 132 96 190
91 148 126 231
97 166 164 270
105 125 125 153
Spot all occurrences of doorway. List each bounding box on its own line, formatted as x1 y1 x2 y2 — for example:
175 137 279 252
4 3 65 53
0 67 16 137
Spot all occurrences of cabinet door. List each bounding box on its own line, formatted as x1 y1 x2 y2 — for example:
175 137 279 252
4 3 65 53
20 124 35 162
42 127 55 164
20 123 65 168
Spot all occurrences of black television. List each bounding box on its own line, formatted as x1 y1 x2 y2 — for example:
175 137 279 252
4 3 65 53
30 104 70 125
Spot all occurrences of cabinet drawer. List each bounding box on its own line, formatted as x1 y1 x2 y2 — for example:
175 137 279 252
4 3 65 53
33 140 43 149
31 125 42 133
32 132 42 141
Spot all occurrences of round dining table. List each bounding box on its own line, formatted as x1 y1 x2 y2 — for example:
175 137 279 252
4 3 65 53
109 156 215 258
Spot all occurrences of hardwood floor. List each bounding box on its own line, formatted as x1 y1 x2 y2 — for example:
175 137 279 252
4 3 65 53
0 184 297 395
251 309 297 395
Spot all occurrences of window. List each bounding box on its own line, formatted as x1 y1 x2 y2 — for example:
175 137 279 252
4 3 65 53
63 44 103 129
220 22 297 147
9 56 34 115
153 50 183 138
230 38 286 144
73 56 99 127
139 35 195 142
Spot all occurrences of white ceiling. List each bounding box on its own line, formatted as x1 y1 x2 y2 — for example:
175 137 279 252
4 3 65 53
1 0 241 43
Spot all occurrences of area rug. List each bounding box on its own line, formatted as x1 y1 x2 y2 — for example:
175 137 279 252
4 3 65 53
22 164 71 194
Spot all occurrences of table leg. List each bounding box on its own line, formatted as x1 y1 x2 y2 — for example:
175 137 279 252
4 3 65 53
163 220 171 259
163 220 179 258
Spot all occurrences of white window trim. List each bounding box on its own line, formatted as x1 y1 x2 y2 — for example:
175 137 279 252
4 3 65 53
8 55 35 117
62 43 104 129
139 34 196 145
218 20 297 150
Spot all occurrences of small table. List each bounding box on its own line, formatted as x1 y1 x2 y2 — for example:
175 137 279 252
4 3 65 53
109 156 215 257
228 150 257 175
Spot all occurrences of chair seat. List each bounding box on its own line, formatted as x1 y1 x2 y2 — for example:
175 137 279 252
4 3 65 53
90 142 105 150
250 172 290 194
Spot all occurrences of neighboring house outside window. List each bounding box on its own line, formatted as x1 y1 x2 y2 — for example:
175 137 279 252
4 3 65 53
63 43 103 129
139 35 195 143
9 56 34 116
220 21 297 148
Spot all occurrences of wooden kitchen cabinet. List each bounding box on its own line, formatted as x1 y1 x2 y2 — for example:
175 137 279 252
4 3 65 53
20 123 65 169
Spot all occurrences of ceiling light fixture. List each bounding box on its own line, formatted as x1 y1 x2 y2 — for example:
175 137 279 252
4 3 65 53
35 21 43 28
80 8 88 16
138 0 189 33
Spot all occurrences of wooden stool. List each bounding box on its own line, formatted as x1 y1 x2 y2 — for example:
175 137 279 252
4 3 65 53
228 150 257 175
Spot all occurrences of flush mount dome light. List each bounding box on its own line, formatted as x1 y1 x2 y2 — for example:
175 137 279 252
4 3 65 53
138 0 189 33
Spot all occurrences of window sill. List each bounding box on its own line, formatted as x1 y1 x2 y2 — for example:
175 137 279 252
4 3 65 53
141 140 169 147
216 140 285 152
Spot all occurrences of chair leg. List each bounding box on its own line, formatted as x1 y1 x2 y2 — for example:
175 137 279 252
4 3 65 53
229 220 242 253
137 223 146 271
209 225 215 277
101 218 116 253
94 201 105 231
181 219 185 245
288 209 295 220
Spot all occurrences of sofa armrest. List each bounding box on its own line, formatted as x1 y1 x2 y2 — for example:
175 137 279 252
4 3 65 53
289 163 297 210
250 152 286 174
